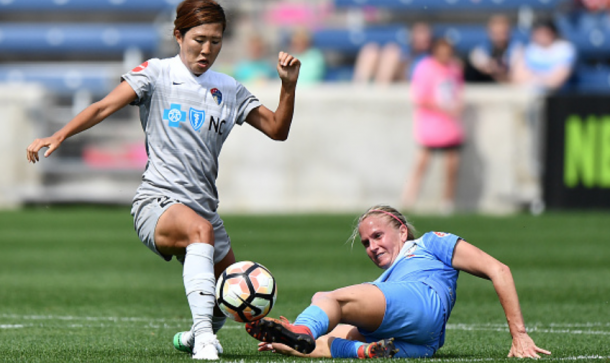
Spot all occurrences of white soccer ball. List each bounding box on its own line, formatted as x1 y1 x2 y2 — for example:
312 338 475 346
215 261 277 323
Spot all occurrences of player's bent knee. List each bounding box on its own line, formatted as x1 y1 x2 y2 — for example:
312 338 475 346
185 219 215 245
311 291 331 303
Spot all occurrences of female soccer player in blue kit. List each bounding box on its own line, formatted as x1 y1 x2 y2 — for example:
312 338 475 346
247 205 551 359
26 0 300 360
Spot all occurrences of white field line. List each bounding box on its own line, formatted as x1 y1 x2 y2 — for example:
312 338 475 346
422 357 610 362
1 315 609 335
446 323 610 335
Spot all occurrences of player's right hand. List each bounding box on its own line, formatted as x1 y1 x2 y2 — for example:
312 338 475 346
26 135 62 163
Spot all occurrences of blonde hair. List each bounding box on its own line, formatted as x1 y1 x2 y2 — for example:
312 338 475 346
348 205 417 247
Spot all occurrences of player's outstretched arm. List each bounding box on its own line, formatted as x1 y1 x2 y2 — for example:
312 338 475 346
26 82 137 163
245 51 300 141
451 240 551 359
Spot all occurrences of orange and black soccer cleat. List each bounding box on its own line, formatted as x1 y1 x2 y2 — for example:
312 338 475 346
245 316 316 354
357 338 399 359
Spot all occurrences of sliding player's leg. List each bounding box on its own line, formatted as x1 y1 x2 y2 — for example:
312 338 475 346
246 283 385 354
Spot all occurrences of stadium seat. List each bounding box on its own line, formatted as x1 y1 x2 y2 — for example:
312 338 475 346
0 0 179 11
333 0 567 11
0 23 159 55
311 25 528 55
556 14 610 60
0 64 121 95
312 26 408 54
573 66 610 92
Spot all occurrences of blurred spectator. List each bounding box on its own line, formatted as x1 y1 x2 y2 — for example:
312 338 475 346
289 28 325 85
353 22 432 84
466 15 521 83
402 39 464 214
233 34 276 84
510 18 577 92
575 0 610 12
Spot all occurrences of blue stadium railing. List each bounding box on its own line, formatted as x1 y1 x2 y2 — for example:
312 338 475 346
334 0 566 11
0 23 159 54
0 64 118 95
311 25 529 55
0 0 179 11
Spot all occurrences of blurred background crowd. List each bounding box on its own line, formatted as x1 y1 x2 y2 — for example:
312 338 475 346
1 0 609 214
1 0 610 93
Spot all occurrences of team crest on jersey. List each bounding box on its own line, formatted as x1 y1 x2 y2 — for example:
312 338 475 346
189 108 206 131
434 232 448 237
210 88 222 105
131 61 149 73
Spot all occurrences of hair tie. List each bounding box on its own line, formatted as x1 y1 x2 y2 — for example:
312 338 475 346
369 209 406 229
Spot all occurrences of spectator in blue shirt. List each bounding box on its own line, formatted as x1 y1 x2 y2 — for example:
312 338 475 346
510 18 577 92
234 34 277 84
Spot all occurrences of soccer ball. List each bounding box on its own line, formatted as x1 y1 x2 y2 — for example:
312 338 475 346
215 261 277 323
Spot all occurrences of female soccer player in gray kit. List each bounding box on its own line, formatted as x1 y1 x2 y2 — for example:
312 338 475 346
26 0 301 360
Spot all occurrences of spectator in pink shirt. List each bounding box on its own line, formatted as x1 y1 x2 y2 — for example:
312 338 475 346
402 39 464 214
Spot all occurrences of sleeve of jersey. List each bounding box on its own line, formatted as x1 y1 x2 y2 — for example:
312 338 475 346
121 59 162 106
234 81 262 125
423 232 461 267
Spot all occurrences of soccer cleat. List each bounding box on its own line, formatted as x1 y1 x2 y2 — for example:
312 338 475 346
245 316 316 354
357 338 399 359
173 331 194 354
192 336 222 360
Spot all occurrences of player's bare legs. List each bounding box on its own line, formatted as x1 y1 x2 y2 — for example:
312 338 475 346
402 148 432 209
246 283 386 355
441 149 460 214
155 204 220 359
257 324 364 358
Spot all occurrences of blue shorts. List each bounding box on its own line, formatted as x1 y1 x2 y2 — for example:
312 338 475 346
358 281 445 358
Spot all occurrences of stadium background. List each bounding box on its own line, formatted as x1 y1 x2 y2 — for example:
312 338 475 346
0 1 609 362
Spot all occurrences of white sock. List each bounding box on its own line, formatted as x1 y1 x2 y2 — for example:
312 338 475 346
183 243 216 343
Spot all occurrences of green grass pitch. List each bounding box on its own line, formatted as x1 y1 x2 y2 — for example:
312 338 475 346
0 207 609 362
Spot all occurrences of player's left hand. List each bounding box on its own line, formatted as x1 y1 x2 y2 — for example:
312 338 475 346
257 341 308 357
276 51 300 87
508 332 551 358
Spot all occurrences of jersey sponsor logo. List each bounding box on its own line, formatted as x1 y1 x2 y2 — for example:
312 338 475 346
189 108 206 131
163 103 187 128
433 232 448 237
131 61 149 73
209 116 226 135
210 88 222 105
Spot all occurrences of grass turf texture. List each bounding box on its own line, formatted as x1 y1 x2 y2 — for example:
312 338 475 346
0 207 609 362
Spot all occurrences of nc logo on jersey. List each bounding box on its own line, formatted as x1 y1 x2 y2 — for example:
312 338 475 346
189 108 206 131
163 103 187 128
210 88 222 105
433 232 448 237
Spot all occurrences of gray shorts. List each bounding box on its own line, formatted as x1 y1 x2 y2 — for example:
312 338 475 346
131 195 231 264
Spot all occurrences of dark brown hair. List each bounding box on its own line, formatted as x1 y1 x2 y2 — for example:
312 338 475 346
174 0 226 37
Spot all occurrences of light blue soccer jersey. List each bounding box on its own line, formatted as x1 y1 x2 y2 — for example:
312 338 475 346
374 232 461 318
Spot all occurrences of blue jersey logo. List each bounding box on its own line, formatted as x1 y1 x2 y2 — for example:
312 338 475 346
189 108 206 131
163 103 187 128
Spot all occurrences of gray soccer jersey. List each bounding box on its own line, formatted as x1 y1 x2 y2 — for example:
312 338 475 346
122 55 262 218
